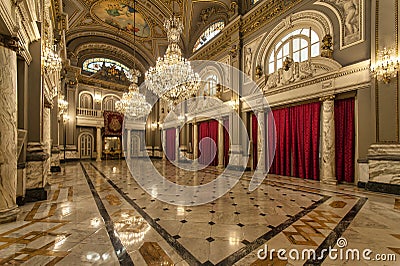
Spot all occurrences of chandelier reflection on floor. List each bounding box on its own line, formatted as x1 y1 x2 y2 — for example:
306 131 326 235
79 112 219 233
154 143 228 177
145 15 200 106
115 69 151 118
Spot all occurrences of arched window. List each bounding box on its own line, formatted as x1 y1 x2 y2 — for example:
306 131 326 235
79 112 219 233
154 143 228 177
204 74 218 96
82 58 130 74
79 93 93 109
193 21 225 52
267 28 320 74
103 95 119 111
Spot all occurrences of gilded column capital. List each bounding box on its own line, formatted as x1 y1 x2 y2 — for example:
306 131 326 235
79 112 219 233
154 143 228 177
319 95 335 102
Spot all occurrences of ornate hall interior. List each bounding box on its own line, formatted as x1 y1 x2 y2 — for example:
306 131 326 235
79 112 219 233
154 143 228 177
0 0 400 265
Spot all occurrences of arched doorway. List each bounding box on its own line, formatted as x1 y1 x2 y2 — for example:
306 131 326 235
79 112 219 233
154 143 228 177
79 133 93 159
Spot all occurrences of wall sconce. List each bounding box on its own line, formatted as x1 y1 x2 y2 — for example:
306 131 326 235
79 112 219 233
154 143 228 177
42 40 62 73
63 114 70 124
58 95 68 117
371 47 399 84
94 93 102 104
150 122 158 131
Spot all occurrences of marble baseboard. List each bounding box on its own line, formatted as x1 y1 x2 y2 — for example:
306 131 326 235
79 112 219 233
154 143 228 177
358 161 369 183
365 181 400 195
24 187 48 203
357 181 367 188
50 166 61 172
368 144 400 185
368 159 400 184
60 150 79 160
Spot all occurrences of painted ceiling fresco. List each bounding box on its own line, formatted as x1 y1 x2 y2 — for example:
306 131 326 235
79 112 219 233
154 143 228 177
91 0 151 38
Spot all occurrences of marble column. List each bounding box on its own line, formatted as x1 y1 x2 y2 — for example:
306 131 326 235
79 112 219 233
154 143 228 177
43 107 51 175
126 130 131 159
193 123 198 160
218 119 224 167
256 110 266 173
26 39 49 201
175 127 180 162
320 96 337 185
162 129 166 160
0 43 20 223
96 127 102 162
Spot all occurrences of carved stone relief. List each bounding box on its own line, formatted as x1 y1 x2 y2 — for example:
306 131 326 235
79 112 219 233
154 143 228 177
265 60 315 90
316 0 364 48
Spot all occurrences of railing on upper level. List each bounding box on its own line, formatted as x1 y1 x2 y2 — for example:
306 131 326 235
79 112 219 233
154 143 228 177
76 108 103 118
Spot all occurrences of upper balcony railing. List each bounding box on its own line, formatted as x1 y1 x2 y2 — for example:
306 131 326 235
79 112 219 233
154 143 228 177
76 108 103 118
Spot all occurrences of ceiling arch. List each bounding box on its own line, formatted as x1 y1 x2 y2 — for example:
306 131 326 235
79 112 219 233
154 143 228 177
72 43 148 73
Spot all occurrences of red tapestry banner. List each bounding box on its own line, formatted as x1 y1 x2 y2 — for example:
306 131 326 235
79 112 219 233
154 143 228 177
103 111 124 136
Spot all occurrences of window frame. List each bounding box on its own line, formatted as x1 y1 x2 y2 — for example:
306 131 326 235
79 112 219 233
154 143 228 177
267 28 321 75
193 20 225 52
82 58 130 74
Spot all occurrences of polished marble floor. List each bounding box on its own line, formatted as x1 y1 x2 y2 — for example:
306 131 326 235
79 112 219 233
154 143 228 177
0 160 399 265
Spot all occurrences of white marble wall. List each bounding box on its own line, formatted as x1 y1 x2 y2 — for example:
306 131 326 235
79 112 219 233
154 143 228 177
43 107 51 175
0 46 19 223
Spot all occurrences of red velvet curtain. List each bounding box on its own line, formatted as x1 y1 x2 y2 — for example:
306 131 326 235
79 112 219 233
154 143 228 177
270 108 291 176
166 128 176 161
290 102 321 180
335 98 355 183
252 114 258 170
198 120 219 166
223 118 229 167
269 102 320 180
198 121 209 165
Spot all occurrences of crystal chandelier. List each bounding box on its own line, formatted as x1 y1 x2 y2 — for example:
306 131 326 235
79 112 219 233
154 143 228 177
42 40 62 72
115 0 151 119
371 47 399 84
145 15 200 106
115 69 151 118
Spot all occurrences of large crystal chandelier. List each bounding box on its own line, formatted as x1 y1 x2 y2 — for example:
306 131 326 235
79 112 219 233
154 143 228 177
115 69 151 118
115 0 151 119
145 15 200 106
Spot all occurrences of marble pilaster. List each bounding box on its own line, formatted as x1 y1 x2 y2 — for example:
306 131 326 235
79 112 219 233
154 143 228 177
175 127 180 162
126 130 131 159
320 97 337 185
162 129 166 160
0 45 19 223
193 123 198 160
218 119 224 167
43 107 51 175
96 127 102 162
256 110 266 173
